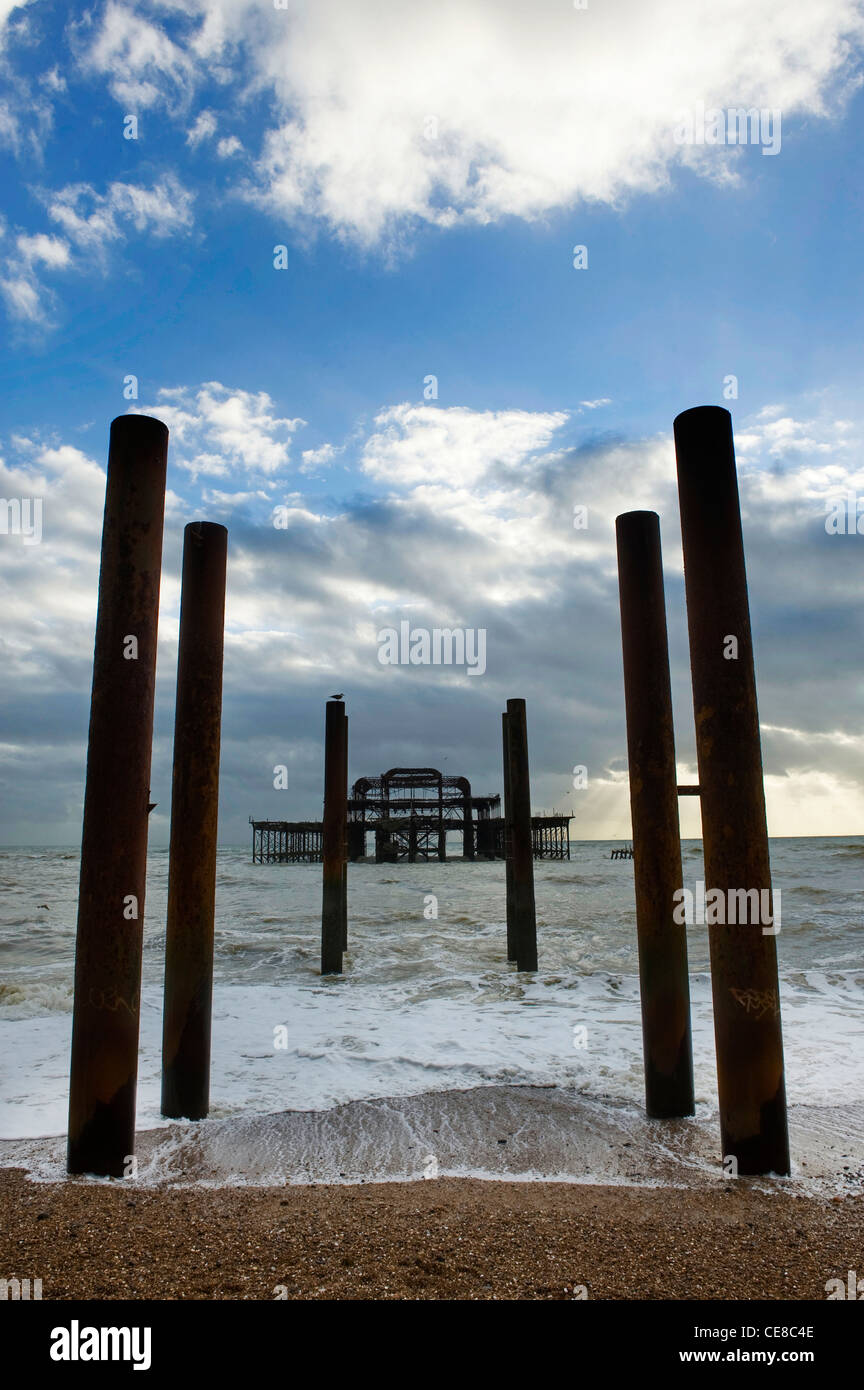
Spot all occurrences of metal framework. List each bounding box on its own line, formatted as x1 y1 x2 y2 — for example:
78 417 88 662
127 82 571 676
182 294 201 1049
250 819 323 863
251 767 572 862
530 815 571 859
475 816 571 860
349 768 497 862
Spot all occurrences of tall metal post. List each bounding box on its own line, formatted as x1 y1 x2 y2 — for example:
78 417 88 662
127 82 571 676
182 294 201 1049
341 711 348 950
502 711 516 961
675 405 789 1175
68 415 168 1176
616 510 694 1118
161 521 227 1120
321 701 347 975
505 698 538 972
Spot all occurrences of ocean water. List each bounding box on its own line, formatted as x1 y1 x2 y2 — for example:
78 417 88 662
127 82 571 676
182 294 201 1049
1 838 862 1191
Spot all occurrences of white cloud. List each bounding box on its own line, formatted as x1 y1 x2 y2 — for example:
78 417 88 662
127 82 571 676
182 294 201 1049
0 1 57 161
0 274 44 323
216 134 242 158
736 410 852 460
187 108 217 146
361 403 569 487
0 174 195 328
0 0 39 47
46 175 194 248
142 381 306 480
38 67 66 93
0 1 34 25
74 0 863 248
80 0 199 112
0 1 856 252
0 231 72 325
0 439 109 652
15 233 70 269
300 442 338 474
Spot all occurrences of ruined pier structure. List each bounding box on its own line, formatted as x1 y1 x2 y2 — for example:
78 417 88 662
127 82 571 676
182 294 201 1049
251 766 571 863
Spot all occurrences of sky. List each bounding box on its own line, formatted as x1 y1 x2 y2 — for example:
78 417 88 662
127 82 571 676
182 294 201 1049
1 0 863 845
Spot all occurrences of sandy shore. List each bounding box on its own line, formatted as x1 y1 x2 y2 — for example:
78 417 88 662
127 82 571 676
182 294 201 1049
1 1168 860 1300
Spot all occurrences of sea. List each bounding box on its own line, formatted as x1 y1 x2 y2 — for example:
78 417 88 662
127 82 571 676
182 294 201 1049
1 838 862 1194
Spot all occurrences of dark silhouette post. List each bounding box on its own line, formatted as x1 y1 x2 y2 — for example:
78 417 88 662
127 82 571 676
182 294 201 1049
161 522 228 1120
616 510 694 1118
321 700 347 974
505 698 538 972
341 712 348 950
68 415 168 1176
502 711 516 961
675 405 789 1175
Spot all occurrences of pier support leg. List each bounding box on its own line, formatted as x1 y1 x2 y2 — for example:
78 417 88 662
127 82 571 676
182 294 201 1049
67 415 168 1176
675 405 789 1176
616 510 695 1119
502 711 517 961
161 521 227 1120
505 698 538 972
321 701 347 975
342 713 348 950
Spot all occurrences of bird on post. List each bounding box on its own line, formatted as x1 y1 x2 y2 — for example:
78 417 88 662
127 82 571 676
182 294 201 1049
330 693 344 700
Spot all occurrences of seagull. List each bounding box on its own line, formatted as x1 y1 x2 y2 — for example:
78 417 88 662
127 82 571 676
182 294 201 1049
330 693 344 700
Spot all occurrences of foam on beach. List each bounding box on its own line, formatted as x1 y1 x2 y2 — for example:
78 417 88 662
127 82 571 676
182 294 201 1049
4 1087 863 1201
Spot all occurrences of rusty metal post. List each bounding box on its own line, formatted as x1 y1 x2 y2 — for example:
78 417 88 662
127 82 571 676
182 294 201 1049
161 522 227 1120
341 712 348 951
321 700 347 975
675 405 789 1175
67 415 168 1176
505 698 538 972
502 711 516 961
616 510 694 1118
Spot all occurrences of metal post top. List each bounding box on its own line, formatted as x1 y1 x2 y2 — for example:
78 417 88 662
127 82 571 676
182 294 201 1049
673 404 732 433
185 520 228 541
110 413 169 442
615 509 661 535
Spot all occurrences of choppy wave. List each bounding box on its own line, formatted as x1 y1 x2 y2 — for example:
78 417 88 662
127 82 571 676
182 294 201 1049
0 981 74 1017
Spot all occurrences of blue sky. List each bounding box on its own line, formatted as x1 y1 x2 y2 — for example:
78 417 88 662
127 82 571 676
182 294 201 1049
2 0 864 843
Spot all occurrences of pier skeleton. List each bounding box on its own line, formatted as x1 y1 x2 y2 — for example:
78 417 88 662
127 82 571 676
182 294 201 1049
251 765 571 862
